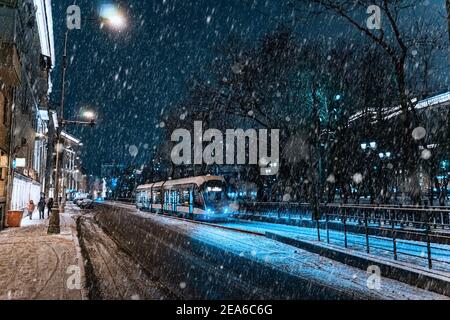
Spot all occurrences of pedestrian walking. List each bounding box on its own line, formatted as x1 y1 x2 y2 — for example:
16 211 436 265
47 198 54 219
26 200 36 220
38 197 46 219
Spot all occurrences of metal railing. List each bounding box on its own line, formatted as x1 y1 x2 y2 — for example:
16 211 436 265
238 202 450 270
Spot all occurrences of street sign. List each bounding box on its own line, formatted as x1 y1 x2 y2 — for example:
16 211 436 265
14 158 26 168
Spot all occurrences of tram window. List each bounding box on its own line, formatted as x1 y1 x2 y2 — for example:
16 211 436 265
138 191 145 203
181 189 190 206
170 187 190 206
153 189 162 204
175 189 185 205
203 181 228 202
194 189 204 208
173 189 181 205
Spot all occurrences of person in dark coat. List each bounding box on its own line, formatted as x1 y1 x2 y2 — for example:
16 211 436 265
46 198 54 219
38 197 46 219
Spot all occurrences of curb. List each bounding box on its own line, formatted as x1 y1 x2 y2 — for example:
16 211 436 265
67 212 89 300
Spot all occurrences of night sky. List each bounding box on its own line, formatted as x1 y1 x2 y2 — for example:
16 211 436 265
50 0 448 176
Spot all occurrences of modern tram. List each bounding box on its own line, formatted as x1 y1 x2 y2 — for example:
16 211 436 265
135 175 239 221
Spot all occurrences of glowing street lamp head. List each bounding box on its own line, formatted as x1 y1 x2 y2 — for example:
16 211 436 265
99 4 127 30
107 14 126 29
83 110 96 120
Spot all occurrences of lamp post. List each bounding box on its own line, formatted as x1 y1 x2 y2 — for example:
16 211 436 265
48 108 97 234
47 28 68 235
360 141 377 204
48 6 125 234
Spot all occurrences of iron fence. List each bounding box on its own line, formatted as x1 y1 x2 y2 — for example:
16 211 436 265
239 202 450 270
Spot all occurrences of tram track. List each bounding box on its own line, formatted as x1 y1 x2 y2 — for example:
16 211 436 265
108 201 266 237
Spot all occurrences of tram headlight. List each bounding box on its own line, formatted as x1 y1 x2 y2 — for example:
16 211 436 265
229 202 239 212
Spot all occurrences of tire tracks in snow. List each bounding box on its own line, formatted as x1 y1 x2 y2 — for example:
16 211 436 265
76 212 175 300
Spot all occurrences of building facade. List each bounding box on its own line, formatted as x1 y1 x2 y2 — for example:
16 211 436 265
61 131 85 201
0 0 54 228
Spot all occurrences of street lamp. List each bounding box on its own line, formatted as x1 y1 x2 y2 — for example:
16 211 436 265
62 110 97 127
378 152 392 159
48 7 115 235
104 13 126 29
361 141 377 151
83 110 96 120
99 4 127 30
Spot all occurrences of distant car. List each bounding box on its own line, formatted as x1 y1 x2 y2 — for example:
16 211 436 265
74 198 85 206
79 199 94 209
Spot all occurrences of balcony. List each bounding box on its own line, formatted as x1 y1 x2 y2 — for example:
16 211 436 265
0 5 20 87
0 43 21 86
0 5 15 43
0 0 17 8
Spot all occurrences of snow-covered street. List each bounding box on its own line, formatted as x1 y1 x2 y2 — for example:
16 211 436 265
1 201 448 300
77 212 175 300
2 0 450 305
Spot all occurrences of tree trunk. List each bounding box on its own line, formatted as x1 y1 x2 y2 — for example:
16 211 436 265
447 0 450 43
310 83 323 219
395 57 421 205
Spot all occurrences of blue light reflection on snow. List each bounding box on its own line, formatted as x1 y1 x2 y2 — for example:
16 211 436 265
218 219 450 272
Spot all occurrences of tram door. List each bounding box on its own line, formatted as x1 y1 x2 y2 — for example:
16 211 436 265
172 190 178 214
164 189 178 214
146 189 153 212
163 190 170 213
189 187 194 219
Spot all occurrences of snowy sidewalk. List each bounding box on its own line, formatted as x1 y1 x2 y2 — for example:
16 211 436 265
0 205 86 300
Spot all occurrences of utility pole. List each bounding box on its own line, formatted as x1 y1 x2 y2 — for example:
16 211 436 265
48 30 68 235
43 111 55 199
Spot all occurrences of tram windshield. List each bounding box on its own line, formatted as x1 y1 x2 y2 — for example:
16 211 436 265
202 180 229 204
